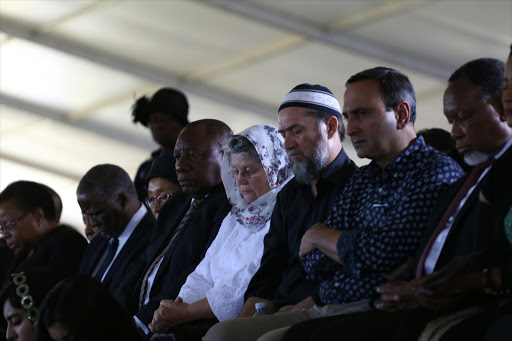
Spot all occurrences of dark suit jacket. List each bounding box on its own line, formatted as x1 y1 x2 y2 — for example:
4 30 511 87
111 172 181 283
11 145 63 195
5 225 87 287
121 184 231 325
80 209 155 294
0 238 14 285
416 145 512 274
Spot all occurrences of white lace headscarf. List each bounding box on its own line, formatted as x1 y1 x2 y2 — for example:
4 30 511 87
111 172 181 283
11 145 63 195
221 124 293 233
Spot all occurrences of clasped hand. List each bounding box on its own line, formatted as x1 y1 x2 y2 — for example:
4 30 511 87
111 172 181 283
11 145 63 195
149 297 189 334
376 270 480 312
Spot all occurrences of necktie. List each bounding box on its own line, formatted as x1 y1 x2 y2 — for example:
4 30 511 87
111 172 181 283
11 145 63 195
415 158 494 278
94 237 119 281
138 198 204 308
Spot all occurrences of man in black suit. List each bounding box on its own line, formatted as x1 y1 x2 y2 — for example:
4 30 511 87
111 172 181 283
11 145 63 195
281 58 512 341
125 119 232 335
78 164 155 296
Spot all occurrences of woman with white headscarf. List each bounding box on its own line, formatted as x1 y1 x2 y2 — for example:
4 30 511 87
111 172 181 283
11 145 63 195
149 124 293 339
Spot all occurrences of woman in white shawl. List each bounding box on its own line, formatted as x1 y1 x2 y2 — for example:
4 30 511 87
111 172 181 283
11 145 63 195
149 124 293 338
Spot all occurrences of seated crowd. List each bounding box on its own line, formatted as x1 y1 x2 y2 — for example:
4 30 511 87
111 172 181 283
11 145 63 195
1 46 511 341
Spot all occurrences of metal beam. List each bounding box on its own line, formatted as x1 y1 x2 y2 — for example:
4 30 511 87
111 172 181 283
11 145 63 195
0 92 155 150
0 16 277 118
203 0 452 79
35 0 121 35
1 152 83 182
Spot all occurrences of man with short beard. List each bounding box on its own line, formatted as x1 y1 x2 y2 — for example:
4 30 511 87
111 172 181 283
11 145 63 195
212 84 357 326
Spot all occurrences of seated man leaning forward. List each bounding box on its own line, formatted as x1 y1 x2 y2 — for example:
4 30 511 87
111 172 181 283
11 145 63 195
78 164 155 295
149 124 293 340
246 84 357 313
204 67 464 341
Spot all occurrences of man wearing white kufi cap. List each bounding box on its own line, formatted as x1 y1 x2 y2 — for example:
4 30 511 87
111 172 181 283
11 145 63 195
204 83 358 340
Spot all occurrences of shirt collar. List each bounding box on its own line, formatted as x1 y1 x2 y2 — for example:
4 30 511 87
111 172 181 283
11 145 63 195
118 204 147 246
494 137 512 160
321 148 352 185
366 136 427 179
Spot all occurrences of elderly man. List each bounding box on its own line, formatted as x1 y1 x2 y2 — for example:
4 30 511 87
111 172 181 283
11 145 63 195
122 119 233 336
78 164 155 295
282 59 512 341
244 83 357 313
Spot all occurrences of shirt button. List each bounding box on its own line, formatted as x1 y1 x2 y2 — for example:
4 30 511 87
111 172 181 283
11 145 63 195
378 188 383 193
334 282 340 287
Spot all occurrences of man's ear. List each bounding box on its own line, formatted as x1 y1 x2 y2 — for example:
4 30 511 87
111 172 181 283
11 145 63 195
488 97 506 122
326 116 339 139
395 101 411 129
116 193 128 209
32 207 45 227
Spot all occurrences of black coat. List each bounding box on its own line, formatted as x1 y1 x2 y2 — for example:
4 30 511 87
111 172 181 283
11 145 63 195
119 184 231 326
5 225 87 287
80 209 155 294
416 145 512 274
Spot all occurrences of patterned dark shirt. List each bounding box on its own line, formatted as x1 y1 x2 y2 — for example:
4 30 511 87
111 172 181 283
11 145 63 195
302 137 465 305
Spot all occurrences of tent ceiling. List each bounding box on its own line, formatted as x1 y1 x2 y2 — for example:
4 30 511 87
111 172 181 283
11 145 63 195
1 0 511 228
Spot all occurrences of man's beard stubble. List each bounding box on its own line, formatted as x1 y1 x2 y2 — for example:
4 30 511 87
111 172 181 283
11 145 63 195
289 136 329 184
464 150 491 166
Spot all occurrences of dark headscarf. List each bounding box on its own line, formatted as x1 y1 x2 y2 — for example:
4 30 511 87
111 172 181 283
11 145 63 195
132 87 189 127
146 151 178 185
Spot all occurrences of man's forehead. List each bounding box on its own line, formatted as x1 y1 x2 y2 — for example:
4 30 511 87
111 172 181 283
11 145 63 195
278 107 313 126
444 78 481 98
443 81 483 108
343 80 384 108
77 190 104 205
175 135 213 153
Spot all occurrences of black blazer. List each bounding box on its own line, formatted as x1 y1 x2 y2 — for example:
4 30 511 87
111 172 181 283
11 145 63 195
132 183 231 326
80 209 155 294
0 239 14 284
416 146 512 273
5 225 87 287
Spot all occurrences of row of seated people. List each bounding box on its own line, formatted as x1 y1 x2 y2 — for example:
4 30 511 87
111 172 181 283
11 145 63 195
0 50 511 341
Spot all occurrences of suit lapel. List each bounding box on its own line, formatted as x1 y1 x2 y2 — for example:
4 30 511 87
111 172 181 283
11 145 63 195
154 198 204 281
146 195 190 275
102 211 152 285
85 236 108 274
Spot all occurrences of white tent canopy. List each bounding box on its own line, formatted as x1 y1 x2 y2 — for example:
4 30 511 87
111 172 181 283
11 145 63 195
1 0 511 229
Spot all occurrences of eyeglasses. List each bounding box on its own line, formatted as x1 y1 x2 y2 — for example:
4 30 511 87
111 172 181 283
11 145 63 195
229 167 263 180
146 193 174 209
0 211 30 235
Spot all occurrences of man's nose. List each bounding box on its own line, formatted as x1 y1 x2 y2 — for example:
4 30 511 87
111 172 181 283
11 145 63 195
283 134 297 150
346 116 359 136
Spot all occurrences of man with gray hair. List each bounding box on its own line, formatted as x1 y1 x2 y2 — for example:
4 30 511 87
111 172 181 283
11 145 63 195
78 163 155 296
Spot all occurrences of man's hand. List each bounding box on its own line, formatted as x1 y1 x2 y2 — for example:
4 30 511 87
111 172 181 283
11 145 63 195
149 297 189 333
289 296 315 311
376 279 421 311
376 270 482 312
299 223 342 262
238 297 275 318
